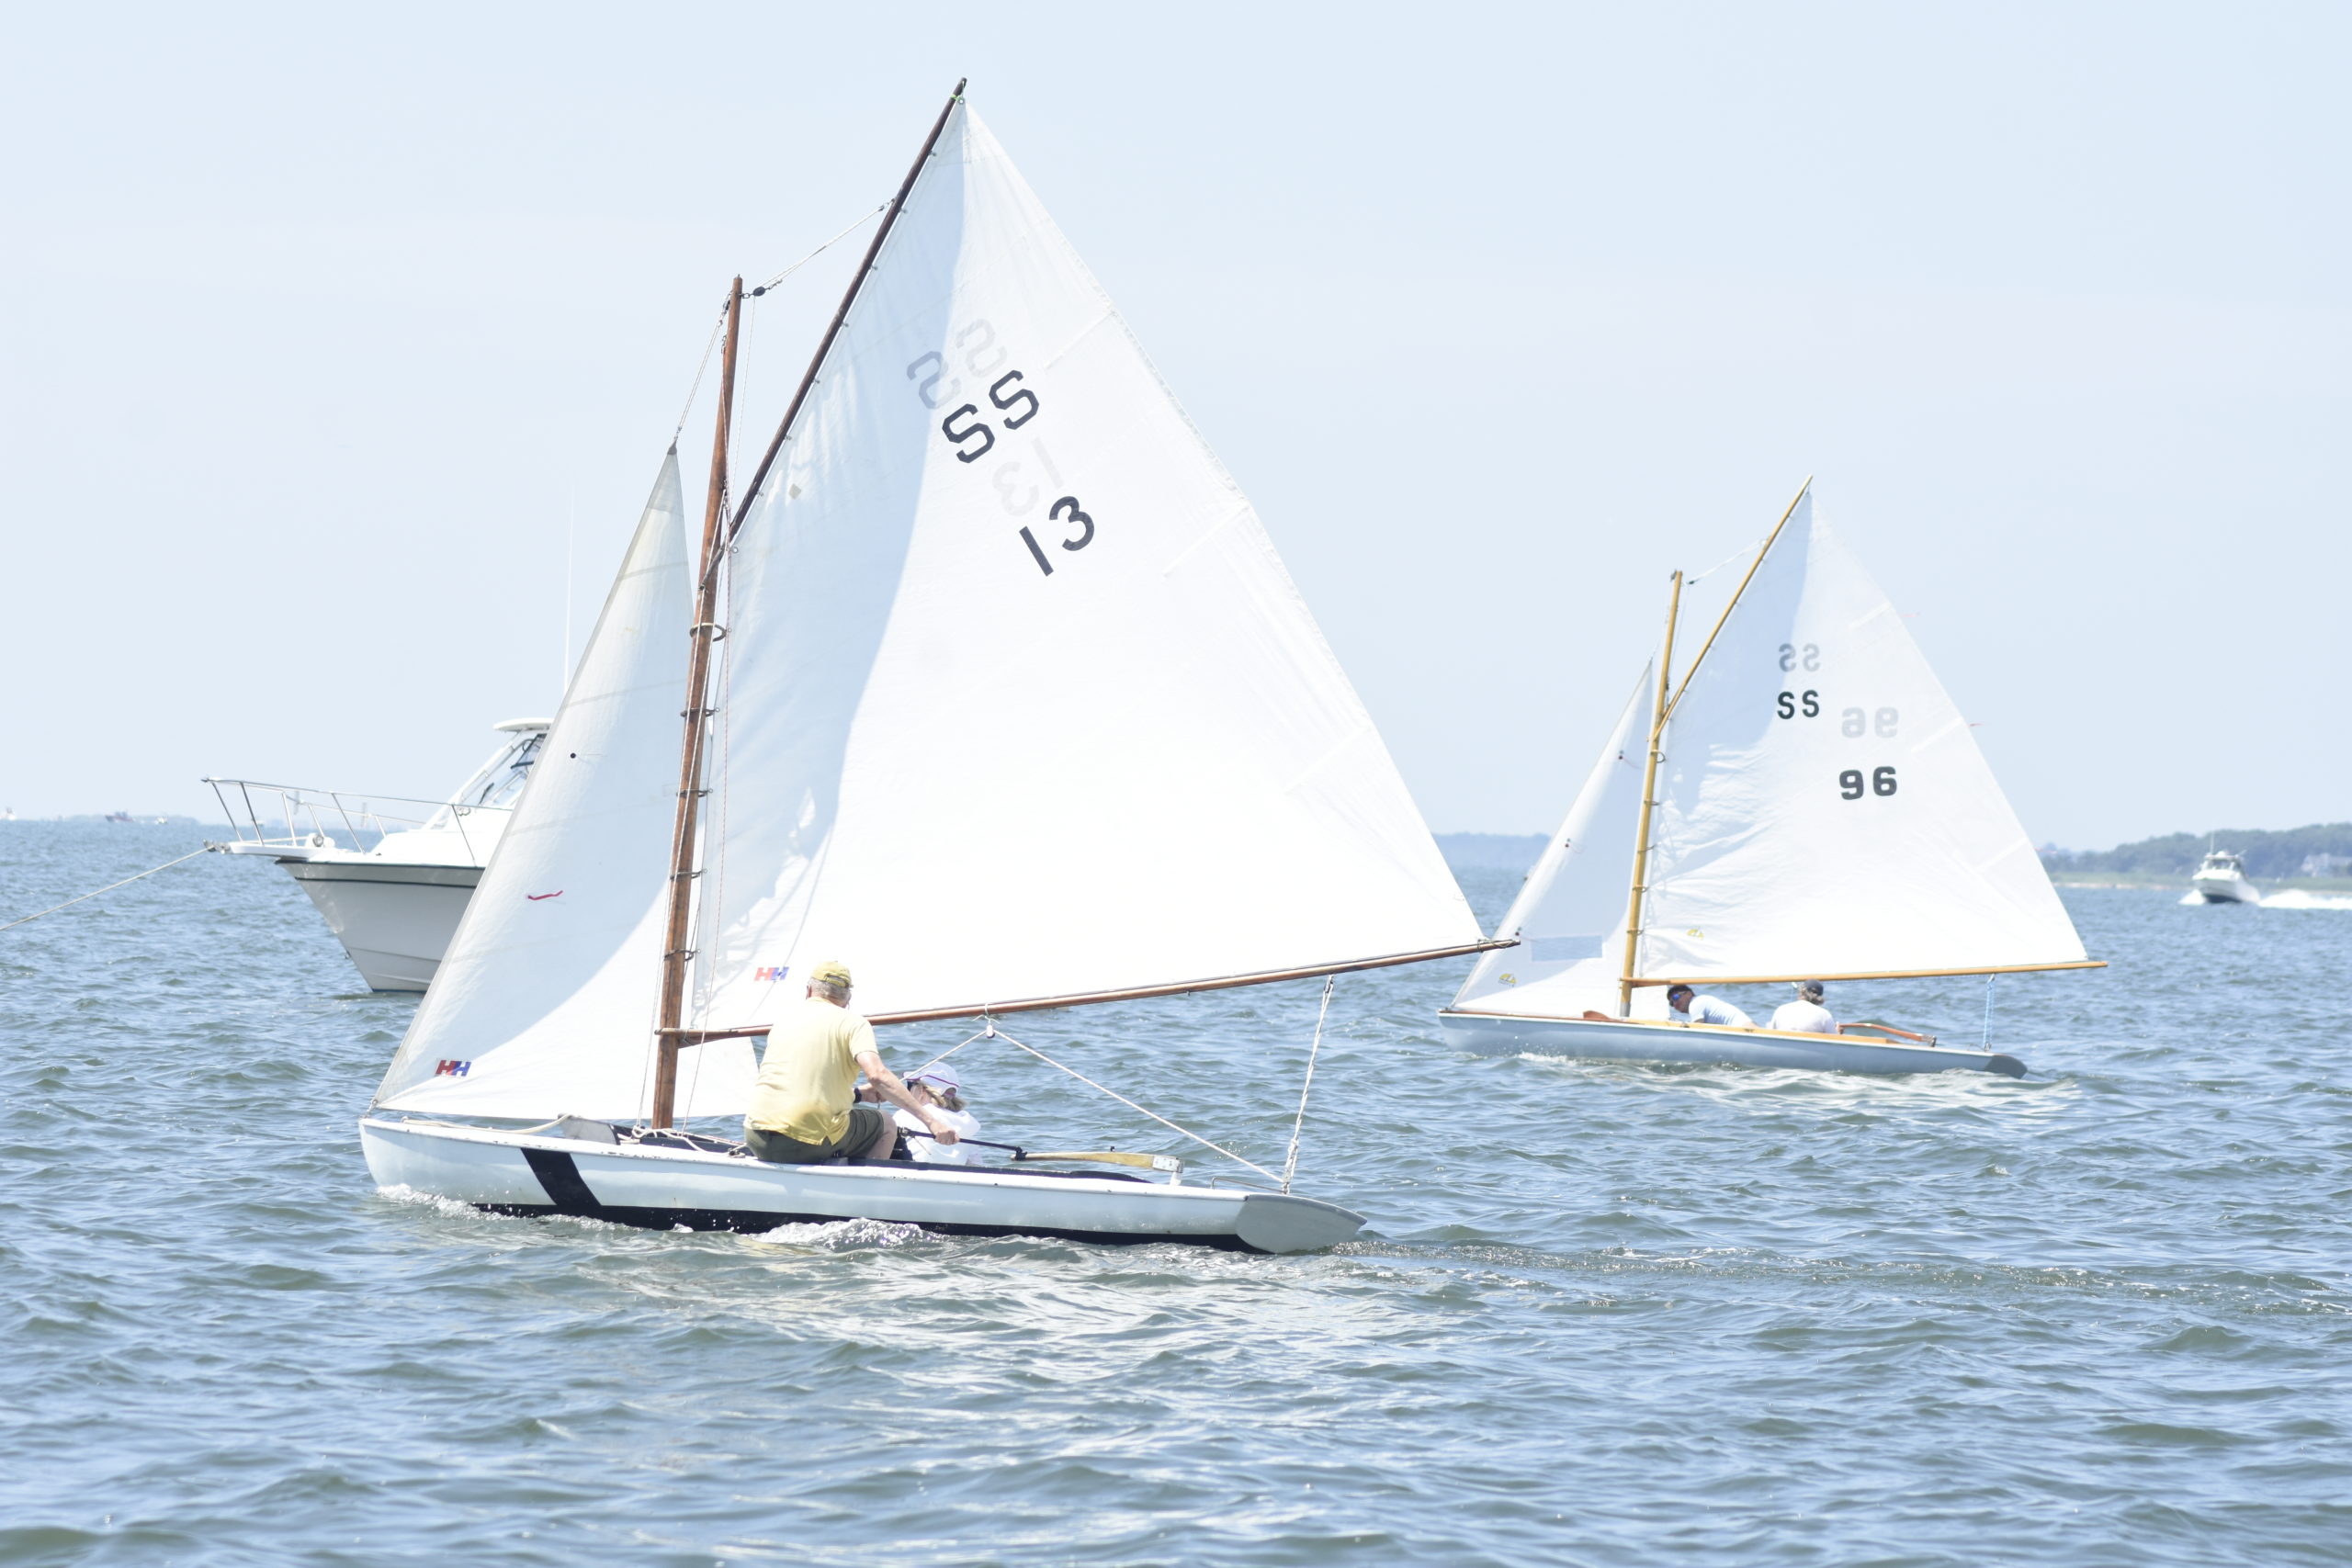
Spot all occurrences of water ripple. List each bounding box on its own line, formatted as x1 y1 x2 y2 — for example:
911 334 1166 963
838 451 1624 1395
3 825 2348 1564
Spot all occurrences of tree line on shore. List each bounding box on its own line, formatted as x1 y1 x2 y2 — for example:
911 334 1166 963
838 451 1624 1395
2042 824 2352 880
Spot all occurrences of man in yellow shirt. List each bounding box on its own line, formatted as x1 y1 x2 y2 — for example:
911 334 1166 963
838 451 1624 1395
743 961 960 1164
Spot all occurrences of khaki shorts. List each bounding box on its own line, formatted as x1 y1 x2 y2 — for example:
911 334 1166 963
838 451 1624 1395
745 1104 888 1165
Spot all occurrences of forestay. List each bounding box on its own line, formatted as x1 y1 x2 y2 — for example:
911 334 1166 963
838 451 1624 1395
692 100 1480 1028
1453 665 1658 1019
375 453 756 1119
1635 496 2086 982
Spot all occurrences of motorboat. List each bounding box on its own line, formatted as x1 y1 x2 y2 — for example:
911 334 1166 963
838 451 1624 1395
1439 484 2101 1075
2190 848 2260 904
207 719 549 990
356 85 1497 1251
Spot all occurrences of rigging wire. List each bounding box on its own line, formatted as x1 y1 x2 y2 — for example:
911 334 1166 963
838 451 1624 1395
669 297 730 445
1684 536 1760 588
978 1022 1283 1183
1280 976 1337 1193
0 847 210 932
752 204 887 297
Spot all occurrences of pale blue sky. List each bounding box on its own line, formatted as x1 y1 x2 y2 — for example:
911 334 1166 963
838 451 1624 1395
2 2 2344 847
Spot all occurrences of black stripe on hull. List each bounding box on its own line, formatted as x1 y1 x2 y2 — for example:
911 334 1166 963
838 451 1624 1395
520 1146 605 1213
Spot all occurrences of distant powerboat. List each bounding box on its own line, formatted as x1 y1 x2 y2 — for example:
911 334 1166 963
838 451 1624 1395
207 719 548 990
2190 849 2260 905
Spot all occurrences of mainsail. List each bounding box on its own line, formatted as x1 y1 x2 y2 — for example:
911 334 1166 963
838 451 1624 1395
1636 496 2085 982
690 100 1482 1030
375 452 756 1118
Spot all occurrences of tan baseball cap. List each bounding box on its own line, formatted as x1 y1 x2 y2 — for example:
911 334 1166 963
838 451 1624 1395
808 960 853 988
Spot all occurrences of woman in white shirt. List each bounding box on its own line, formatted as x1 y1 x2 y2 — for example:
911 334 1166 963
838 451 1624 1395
893 1063 983 1165
1770 981 1839 1034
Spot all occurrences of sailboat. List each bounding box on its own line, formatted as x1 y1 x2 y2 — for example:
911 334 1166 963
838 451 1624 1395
357 84 1498 1252
1439 484 2100 1076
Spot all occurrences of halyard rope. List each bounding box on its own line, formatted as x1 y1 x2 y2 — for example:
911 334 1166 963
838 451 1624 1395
1280 976 1336 1192
0 847 210 931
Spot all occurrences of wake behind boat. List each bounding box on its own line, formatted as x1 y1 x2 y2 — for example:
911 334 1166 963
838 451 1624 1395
1440 485 2100 1076
360 84 1498 1252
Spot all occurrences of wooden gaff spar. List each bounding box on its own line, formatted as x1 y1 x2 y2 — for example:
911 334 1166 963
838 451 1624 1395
357 83 1503 1252
1439 481 2102 1076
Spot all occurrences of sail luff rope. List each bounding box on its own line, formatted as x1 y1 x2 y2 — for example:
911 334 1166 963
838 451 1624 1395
982 1024 1282 1182
1280 976 1337 1193
0 847 210 931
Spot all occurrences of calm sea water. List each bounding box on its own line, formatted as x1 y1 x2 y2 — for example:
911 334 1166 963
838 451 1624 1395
3 822 2346 1566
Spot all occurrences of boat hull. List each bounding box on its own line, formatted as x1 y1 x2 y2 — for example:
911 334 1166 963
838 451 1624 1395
358 1116 1363 1254
2189 874 2259 905
1437 1010 2027 1077
285 860 480 991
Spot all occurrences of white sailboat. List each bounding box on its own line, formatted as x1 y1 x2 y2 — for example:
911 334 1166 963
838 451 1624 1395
1440 485 2100 1076
207 720 550 991
359 85 1497 1252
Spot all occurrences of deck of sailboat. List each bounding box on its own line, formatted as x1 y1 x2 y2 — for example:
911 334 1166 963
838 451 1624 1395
360 1115 1364 1253
1436 1009 2028 1076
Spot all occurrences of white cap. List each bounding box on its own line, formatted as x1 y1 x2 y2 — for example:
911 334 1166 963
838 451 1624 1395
910 1061 960 1092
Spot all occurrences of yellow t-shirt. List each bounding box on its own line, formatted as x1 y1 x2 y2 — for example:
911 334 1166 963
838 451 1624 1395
744 998 876 1144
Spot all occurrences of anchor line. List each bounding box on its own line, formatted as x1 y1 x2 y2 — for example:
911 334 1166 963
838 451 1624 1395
1 847 210 931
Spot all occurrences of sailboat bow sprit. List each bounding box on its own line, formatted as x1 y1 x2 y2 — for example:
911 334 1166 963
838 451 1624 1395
1441 484 2100 1076
358 85 1498 1252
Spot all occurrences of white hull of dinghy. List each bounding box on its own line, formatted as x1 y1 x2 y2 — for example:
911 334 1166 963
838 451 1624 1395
358 1116 1363 1254
1437 1010 2027 1077
286 860 481 991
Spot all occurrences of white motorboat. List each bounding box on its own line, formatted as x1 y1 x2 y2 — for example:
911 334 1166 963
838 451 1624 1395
2190 849 2260 904
1440 485 2100 1075
359 85 1498 1252
207 719 548 991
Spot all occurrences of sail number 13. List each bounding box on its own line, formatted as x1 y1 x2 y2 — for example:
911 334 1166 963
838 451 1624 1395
1839 766 1897 800
909 322 1101 579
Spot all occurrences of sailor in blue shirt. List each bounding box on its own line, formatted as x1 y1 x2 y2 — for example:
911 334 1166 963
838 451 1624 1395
1666 985 1753 1028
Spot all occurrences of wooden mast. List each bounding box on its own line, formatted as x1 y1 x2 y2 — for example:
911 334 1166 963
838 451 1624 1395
1661 477 1812 722
1617 570 1683 1017
649 276 742 1129
647 81 967 1122
1612 476 1811 1017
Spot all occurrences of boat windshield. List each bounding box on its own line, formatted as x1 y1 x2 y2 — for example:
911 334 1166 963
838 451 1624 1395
427 728 547 828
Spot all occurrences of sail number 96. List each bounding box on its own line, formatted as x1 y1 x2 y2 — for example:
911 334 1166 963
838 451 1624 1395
1839 766 1898 800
